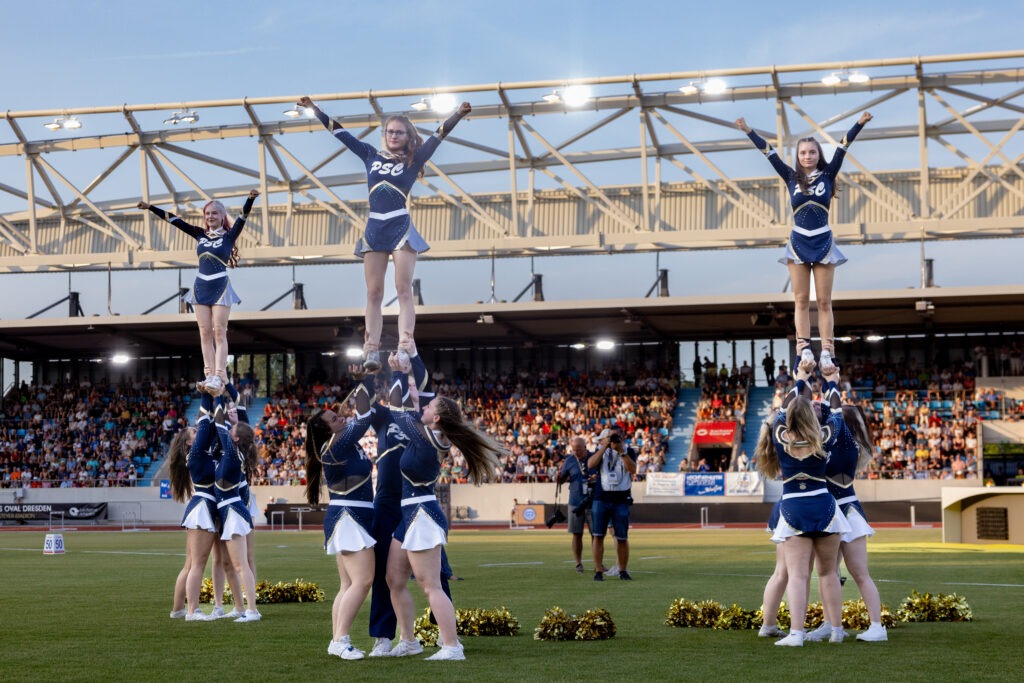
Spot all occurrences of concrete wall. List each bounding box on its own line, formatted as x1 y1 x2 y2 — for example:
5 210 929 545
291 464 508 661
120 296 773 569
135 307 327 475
2 478 981 525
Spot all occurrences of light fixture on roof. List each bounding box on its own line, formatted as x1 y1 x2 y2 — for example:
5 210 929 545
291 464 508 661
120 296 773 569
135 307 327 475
477 314 495 324
410 98 429 112
595 339 615 351
571 343 586 350
702 78 728 95
865 334 885 343
61 116 82 129
430 93 457 114
847 71 870 84
111 353 131 365
43 116 82 131
164 110 199 125
542 90 561 104
678 82 699 95
821 70 871 86
44 118 64 131
821 72 842 86
345 346 364 359
561 84 592 107
283 104 313 118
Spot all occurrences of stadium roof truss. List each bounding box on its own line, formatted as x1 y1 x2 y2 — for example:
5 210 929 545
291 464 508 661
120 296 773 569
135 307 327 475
1 50 1023 273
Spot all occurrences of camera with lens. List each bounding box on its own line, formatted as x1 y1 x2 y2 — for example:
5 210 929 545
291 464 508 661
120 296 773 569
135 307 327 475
572 494 593 517
545 506 567 528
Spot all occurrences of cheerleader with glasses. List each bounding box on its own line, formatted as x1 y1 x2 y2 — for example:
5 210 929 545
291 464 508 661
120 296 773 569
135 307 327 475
138 190 259 395
735 113 872 370
297 95 471 372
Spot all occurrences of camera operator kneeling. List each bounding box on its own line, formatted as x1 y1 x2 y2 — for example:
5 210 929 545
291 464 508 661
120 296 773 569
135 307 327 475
587 426 637 581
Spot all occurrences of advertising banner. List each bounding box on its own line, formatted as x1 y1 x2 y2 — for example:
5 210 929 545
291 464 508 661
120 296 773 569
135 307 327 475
645 472 685 496
684 473 725 496
692 422 737 445
0 502 107 521
725 471 764 496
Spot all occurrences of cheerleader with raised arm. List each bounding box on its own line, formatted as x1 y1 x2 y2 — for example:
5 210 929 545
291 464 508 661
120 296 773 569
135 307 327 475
304 366 379 660
759 359 851 646
138 190 259 394
805 401 888 642
167 392 219 621
736 113 872 369
298 95 471 371
384 353 503 661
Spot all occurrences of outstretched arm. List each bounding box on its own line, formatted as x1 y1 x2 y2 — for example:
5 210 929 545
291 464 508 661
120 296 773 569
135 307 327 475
826 111 872 176
414 102 472 165
137 202 204 240
298 95 377 161
225 189 259 241
735 117 795 182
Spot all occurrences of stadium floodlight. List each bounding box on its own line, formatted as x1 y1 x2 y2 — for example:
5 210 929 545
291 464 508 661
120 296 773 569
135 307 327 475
847 71 870 84
865 334 885 342
595 339 615 351
179 111 199 124
678 82 699 95
283 106 301 118
562 85 592 107
61 116 83 130
163 113 180 125
44 118 63 130
410 98 429 112
541 90 561 104
111 353 131 364
702 78 728 95
821 72 842 86
570 343 586 350
345 346 363 358
430 93 457 114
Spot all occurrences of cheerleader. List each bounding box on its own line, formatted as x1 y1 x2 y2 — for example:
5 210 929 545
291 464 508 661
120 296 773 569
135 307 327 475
758 359 851 646
212 397 261 622
805 402 888 642
753 413 789 638
367 348 457 657
735 113 872 367
384 353 503 661
297 96 471 371
167 392 218 621
304 367 379 660
138 190 259 394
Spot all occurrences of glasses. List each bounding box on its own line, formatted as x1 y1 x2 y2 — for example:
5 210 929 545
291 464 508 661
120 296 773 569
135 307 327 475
385 129 408 137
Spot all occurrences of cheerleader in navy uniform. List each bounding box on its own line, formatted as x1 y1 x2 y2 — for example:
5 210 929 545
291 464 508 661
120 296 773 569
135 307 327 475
297 96 471 371
138 190 259 394
805 401 888 642
384 353 503 661
304 366 379 660
759 358 851 646
211 396 261 622
735 113 872 369
167 392 218 621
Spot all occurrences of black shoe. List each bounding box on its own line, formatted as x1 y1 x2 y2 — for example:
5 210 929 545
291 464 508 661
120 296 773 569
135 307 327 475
593 572 603 582
839 575 847 586
619 570 632 580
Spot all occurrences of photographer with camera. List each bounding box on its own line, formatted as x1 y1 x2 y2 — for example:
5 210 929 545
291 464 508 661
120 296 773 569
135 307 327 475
588 425 637 581
555 437 595 573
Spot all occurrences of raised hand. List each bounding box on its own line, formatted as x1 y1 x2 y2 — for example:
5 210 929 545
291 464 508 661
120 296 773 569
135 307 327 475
735 117 751 133
137 201 150 210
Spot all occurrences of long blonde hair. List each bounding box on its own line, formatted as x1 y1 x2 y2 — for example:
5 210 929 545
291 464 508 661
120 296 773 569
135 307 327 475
433 396 503 483
167 429 193 503
784 397 826 458
755 412 779 479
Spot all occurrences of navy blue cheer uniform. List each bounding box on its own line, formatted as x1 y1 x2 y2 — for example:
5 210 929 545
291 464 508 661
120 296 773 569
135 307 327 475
745 121 864 266
214 398 253 540
824 412 873 543
225 382 258 520
770 380 851 543
181 394 217 532
312 108 464 257
146 194 255 306
319 379 377 554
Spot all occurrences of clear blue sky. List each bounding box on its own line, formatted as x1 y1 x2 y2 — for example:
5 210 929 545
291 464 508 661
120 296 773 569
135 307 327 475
2 0 1022 321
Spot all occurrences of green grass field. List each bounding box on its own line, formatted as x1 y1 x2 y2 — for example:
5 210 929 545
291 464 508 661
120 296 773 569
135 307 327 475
1 527 1020 682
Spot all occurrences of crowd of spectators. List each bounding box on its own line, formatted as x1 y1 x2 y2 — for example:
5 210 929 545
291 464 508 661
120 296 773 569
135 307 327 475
0 379 190 488
246 365 680 485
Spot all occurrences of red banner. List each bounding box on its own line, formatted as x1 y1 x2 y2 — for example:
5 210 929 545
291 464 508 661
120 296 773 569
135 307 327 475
692 422 737 445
